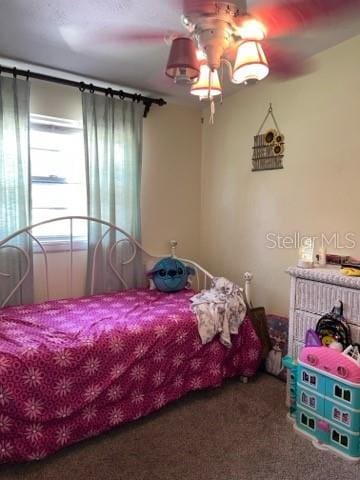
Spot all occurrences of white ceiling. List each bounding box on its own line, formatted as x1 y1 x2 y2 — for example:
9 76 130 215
0 0 360 105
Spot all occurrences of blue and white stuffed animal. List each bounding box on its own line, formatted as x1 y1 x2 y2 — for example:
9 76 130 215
147 257 195 293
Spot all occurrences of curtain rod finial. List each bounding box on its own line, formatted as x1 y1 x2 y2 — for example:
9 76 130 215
143 101 151 118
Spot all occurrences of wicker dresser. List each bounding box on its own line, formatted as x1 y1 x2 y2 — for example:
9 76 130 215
287 266 360 359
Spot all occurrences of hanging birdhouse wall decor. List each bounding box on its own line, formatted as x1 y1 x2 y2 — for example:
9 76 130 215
252 104 285 172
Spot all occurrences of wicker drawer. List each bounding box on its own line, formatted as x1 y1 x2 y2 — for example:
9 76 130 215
351 325 360 344
293 309 360 344
295 279 360 325
294 310 321 342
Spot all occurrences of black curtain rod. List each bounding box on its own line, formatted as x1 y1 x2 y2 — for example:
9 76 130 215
0 65 167 118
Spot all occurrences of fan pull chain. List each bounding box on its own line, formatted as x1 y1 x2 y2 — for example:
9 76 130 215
220 62 224 105
209 99 215 125
208 67 215 125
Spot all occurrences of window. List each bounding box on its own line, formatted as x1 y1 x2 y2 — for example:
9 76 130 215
334 385 352 403
342 413 350 425
331 429 349 449
334 385 341 398
301 392 308 405
332 407 351 426
302 370 317 388
30 114 87 243
333 408 341 421
300 413 315 431
300 392 316 409
344 390 351 402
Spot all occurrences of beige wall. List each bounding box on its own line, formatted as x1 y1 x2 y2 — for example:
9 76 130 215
30 81 201 301
200 35 360 317
142 103 201 259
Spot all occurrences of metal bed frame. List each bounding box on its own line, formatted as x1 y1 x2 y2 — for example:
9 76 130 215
0 216 213 308
0 216 253 308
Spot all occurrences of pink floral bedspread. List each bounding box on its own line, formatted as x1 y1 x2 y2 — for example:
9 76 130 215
0 289 261 464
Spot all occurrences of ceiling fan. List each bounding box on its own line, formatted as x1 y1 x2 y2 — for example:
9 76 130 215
168 0 360 97
62 0 360 100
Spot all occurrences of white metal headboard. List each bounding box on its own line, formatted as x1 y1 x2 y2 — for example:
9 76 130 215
0 216 217 308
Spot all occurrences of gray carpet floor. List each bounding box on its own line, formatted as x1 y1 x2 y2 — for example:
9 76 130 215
1 374 359 480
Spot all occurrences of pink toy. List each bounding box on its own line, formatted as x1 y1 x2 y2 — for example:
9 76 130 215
300 346 360 384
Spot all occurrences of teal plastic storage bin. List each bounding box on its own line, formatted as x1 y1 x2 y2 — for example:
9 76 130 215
283 346 360 461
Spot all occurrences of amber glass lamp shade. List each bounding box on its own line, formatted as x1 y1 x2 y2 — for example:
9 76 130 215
166 37 200 84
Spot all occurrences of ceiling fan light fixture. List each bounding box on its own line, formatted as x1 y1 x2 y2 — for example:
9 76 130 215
190 64 222 98
196 49 207 61
232 41 269 85
165 37 200 84
237 18 266 41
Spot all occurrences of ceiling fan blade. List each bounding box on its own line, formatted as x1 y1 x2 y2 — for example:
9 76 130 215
249 0 360 38
98 31 173 43
60 25 182 54
262 41 313 78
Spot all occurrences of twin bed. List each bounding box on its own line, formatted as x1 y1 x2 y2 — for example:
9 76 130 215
0 217 262 464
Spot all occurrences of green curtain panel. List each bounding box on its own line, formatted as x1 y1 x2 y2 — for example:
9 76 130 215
82 92 144 294
0 77 33 306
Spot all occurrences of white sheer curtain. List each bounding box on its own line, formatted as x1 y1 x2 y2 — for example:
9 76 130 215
82 92 145 294
0 77 33 306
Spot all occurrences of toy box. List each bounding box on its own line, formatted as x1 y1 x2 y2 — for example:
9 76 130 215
283 345 360 461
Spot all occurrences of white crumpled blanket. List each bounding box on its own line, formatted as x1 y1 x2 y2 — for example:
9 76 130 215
190 277 247 348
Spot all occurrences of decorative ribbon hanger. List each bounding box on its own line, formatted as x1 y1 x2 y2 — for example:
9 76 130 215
252 103 285 172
